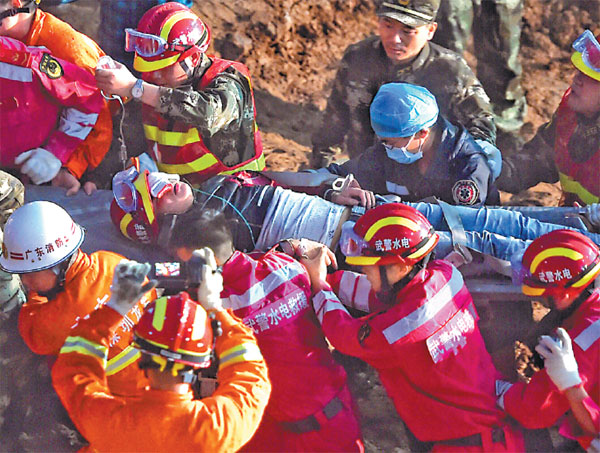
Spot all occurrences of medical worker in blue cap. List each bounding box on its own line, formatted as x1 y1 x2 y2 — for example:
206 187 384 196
324 82 501 206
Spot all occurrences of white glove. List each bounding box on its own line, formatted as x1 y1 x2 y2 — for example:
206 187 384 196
194 248 224 312
535 327 582 391
106 260 157 316
15 148 62 185
584 203 600 228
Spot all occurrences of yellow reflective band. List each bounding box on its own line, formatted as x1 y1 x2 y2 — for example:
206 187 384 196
407 234 437 260
559 172 600 205
152 296 168 331
345 255 381 266
157 153 218 175
530 247 583 273
144 124 202 148
219 153 266 174
133 174 155 224
106 345 141 376
157 151 265 176
160 11 198 41
571 52 600 82
60 336 108 367
572 261 600 288
522 285 545 297
119 213 133 240
364 216 418 241
218 342 263 370
134 53 180 73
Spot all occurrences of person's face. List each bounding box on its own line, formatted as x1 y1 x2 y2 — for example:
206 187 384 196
360 262 412 292
361 265 382 292
143 60 189 87
0 0 24 37
154 181 193 215
377 17 437 64
568 70 600 118
20 269 58 294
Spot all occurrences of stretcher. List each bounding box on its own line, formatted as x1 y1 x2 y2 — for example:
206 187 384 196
25 186 597 302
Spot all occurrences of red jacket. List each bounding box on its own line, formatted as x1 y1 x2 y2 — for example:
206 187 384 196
504 290 600 449
553 90 600 205
51 305 271 452
314 260 511 443
19 250 155 396
143 58 264 186
0 37 102 168
221 250 348 420
23 9 113 179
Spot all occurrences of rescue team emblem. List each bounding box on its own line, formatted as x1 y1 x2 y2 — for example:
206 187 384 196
452 180 479 205
39 53 63 79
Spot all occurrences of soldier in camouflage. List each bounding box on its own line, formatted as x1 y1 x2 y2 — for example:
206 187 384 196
0 171 25 314
433 0 526 145
311 0 496 167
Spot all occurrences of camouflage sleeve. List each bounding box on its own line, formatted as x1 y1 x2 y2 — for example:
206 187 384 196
311 53 353 152
0 171 24 230
448 59 497 144
496 117 558 193
155 70 247 138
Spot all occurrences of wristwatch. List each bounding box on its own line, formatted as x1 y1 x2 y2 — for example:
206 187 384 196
131 78 144 99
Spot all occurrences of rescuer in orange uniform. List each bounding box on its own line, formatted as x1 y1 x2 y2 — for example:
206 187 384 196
51 257 271 452
0 201 155 396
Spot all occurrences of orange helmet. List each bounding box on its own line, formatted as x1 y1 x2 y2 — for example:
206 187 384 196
134 292 214 370
340 203 439 266
128 2 211 73
520 230 600 299
110 159 180 244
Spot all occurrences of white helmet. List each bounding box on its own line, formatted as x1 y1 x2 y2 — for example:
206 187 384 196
0 201 85 273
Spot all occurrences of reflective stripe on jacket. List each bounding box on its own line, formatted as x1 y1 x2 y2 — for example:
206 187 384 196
143 57 264 186
313 260 510 443
52 305 271 452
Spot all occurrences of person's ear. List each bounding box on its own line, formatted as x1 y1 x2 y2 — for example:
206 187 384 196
417 128 430 141
190 51 202 67
426 22 437 40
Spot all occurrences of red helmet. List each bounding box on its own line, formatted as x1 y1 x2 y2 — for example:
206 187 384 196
129 2 211 73
110 157 182 244
571 30 600 82
133 292 214 369
521 230 600 299
110 166 159 245
340 203 439 266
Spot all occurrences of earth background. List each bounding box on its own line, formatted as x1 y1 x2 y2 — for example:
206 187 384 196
1 0 599 451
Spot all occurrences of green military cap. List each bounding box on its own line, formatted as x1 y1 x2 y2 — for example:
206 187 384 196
377 0 440 27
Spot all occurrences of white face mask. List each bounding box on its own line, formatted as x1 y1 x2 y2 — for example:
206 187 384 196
383 134 422 164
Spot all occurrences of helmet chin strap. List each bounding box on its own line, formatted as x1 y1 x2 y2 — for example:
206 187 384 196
37 252 77 299
376 254 432 304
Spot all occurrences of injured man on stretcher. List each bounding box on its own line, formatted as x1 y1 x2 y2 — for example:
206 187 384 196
101 158 600 277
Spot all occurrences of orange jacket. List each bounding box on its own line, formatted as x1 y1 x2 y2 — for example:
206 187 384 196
23 9 112 179
51 306 271 452
19 250 155 396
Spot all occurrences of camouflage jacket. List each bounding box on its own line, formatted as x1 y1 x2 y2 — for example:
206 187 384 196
312 37 496 158
154 54 257 167
0 171 24 230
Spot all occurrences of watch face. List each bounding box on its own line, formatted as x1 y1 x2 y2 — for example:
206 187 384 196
132 80 143 99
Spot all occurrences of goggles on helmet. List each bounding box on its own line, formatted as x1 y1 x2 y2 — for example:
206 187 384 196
572 30 600 72
340 221 372 258
125 28 191 58
113 167 180 213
